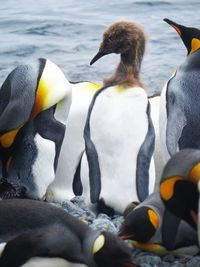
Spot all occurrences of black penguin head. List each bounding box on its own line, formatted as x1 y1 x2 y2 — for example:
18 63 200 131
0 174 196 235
160 150 200 229
92 231 136 267
90 21 146 65
119 206 159 242
164 18 200 55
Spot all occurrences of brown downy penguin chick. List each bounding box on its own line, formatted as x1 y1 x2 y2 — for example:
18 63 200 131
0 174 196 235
90 21 145 87
83 21 155 215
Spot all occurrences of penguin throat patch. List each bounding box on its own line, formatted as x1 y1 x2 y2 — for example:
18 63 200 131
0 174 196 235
160 176 183 201
189 38 200 55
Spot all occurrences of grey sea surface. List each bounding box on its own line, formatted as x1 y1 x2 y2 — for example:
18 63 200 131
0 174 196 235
1 1 200 266
1 0 200 95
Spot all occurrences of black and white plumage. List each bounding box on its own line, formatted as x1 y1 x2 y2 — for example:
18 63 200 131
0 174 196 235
120 192 198 255
0 199 136 267
160 149 200 246
160 19 200 165
0 58 72 200
46 81 102 202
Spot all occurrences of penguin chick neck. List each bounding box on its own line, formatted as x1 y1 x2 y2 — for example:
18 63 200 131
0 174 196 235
90 21 146 88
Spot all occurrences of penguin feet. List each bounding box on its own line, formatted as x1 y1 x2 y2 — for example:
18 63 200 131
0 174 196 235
97 198 115 216
0 178 25 199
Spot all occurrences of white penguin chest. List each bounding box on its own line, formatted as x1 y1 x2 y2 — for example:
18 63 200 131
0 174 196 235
21 257 86 267
90 86 149 212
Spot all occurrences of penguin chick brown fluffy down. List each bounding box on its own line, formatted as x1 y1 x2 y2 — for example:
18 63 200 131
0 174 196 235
0 58 72 200
83 21 156 214
160 19 200 164
160 149 200 246
119 192 199 255
0 199 137 267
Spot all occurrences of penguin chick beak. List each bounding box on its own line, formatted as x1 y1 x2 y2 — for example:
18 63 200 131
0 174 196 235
163 18 182 36
90 51 107 65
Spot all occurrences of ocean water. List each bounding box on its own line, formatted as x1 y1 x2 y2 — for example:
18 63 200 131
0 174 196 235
0 0 200 95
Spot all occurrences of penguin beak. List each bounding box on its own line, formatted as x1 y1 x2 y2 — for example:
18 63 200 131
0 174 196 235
90 51 107 65
121 261 137 267
163 18 183 36
119 234 134 240
190 210 198 225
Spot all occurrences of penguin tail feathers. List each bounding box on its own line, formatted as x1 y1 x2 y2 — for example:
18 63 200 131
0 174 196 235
0 178 22 199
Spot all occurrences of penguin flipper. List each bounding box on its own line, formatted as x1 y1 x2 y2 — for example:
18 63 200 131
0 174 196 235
84 88 107 203
73 151 84 195
136 102 155 201
161 209 181 251
0 225 84 267
0 61 44 133
165 77 187 156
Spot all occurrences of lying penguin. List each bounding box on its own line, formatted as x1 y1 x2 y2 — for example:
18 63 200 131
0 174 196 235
0 199 137 267
160 19 200 164
82 21 155 215
0 58 72 200
160 149 200 246
119 192 199 255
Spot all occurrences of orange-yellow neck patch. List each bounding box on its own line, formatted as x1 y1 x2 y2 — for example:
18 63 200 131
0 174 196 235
160 176 183 201
189 38 200 55
130 240 167 256
0 127 22 148
30 78 48 120
148 209 159 229
86 82 102 93
188 162 200 184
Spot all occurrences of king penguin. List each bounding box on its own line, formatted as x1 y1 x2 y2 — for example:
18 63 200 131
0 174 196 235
160 149 200 246
0 58 72 200
0 199 136 267
46 81 102 202
119 192 199 255
160 19 200 165
82 21 156 214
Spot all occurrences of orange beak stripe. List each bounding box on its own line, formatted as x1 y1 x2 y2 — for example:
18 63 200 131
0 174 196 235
171 25 182 36
119 234 133 240
191 210 198 225
160 176 183 201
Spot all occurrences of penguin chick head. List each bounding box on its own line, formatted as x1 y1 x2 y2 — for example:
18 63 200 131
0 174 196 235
164 18 200 55
160 150 200 229
93 231 137 267
119 206 159 243
90 21 146 65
